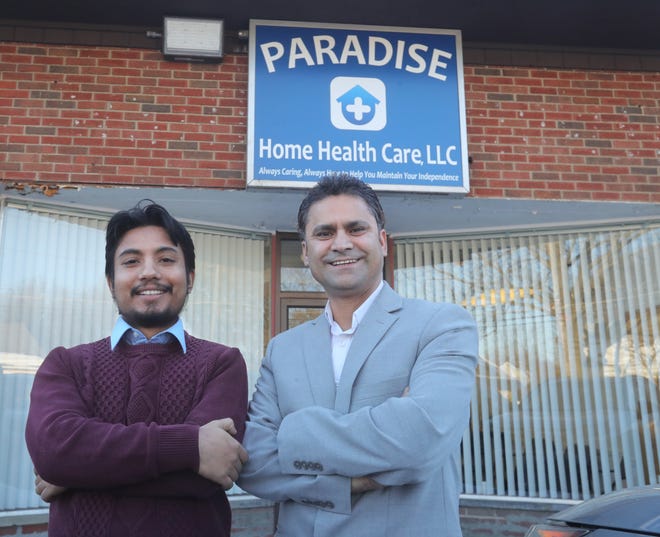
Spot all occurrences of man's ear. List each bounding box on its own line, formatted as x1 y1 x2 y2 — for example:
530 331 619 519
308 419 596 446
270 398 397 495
379 229 388 257
301 241 309 267
187 270 195 293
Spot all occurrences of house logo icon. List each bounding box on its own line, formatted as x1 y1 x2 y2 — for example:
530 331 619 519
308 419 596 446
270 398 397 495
330 77 387 131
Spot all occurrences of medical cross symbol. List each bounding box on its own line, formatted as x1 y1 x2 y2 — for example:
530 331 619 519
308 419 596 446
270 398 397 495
336 85 380 126
330 77 386 131
345 97 372 122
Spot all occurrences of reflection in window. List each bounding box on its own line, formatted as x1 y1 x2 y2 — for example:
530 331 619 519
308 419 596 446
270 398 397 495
288 306 324 329
0 204 111 511
280 239 324 292
394 222 659 500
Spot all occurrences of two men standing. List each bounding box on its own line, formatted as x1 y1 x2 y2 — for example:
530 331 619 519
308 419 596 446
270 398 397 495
26 175 477 537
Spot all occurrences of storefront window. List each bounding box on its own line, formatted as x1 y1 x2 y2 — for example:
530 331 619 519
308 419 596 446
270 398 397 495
0 198 269 511
394 222 660 500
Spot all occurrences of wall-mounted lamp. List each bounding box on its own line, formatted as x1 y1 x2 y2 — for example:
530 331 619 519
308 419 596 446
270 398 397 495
163 16 224 62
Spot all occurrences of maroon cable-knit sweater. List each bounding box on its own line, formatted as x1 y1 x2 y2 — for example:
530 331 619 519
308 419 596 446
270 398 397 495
25 334 248 537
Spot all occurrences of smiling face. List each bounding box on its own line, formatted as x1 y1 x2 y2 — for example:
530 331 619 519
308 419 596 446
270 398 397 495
301 194 387 304
107 225 194 339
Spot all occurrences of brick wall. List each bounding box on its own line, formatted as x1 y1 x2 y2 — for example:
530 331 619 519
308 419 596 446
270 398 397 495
0 500 565 537
0 42 658 202
0 44 248 190
466 67 659 201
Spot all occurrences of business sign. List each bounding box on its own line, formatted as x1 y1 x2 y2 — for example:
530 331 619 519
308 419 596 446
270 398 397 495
247 20 469 193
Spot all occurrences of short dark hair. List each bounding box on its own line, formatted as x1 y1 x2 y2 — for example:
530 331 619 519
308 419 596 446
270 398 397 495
297 174 385 238
105 200 195 281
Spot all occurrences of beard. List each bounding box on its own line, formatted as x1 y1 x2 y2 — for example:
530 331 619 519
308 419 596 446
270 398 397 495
119 283 183 329
110 277 191 334
119 308 180 330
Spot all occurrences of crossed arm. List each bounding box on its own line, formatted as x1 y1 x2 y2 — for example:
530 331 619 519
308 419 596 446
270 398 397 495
34 417 245 502
26 345 249 501
238 305 478 512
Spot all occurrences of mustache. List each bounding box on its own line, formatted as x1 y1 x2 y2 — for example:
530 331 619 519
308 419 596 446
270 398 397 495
131 284 173 295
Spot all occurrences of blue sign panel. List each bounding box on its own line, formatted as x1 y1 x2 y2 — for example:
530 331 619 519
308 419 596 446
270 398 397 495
247 20 469 193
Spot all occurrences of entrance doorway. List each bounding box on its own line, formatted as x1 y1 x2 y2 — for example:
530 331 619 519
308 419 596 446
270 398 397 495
275 233 327 333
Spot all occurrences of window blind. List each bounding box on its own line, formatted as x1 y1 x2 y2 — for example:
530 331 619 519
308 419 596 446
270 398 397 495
394 222 659 500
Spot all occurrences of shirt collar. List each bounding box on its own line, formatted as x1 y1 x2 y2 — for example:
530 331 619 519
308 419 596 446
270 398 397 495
110 316 187 352
324 280 384 335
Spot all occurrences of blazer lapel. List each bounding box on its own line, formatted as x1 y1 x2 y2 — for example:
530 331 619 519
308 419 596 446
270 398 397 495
302 315 336 408
335 284 402 413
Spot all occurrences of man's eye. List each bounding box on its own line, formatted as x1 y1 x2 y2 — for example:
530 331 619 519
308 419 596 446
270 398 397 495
160 257 176 264
315 231 332 238
350 226 366 234
122 259 139 266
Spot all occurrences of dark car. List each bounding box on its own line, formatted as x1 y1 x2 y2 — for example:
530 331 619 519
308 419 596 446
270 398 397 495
525 485 660 536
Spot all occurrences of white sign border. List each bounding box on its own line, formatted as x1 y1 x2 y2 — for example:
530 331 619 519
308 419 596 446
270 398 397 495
247 19 470 194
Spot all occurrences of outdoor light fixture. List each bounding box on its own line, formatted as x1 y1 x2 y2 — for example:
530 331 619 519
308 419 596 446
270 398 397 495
162 16 224 62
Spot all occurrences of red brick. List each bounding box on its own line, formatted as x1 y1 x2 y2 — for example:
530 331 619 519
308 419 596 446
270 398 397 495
0 48 656 202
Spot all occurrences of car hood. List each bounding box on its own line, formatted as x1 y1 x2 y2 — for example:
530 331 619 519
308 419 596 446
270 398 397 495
550 486 660 534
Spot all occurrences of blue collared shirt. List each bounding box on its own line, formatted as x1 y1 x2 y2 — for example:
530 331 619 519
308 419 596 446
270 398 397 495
110 316 187 353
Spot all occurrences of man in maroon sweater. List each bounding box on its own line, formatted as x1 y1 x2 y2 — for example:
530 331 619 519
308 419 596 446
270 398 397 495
25 201 248 537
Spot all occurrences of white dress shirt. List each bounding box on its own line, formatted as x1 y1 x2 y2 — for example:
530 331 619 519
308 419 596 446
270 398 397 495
324 281 384 384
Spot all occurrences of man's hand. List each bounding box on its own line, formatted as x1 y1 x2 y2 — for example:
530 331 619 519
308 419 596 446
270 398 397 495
198 418 248 490
34 470 67 502
351 476 384 494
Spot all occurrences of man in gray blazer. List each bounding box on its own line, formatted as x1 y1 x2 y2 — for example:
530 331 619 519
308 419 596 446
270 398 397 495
238 174 478 537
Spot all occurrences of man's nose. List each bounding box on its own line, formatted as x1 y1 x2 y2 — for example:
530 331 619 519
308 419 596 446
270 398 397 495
139 258 160 278
332 229 353 250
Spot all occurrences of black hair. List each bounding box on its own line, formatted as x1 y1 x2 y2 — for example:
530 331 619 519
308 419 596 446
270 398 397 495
105 199 195 281
297 174 385 238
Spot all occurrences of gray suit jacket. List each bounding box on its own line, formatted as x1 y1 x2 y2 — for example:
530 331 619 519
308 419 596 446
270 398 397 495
238 283 478 537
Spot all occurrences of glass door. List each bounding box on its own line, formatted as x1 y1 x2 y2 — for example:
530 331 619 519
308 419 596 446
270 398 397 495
276 234 327 333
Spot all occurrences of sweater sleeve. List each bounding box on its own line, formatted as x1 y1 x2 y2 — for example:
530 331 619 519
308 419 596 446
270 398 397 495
25 345 197 488
184 341 249 443
25 342 248 492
